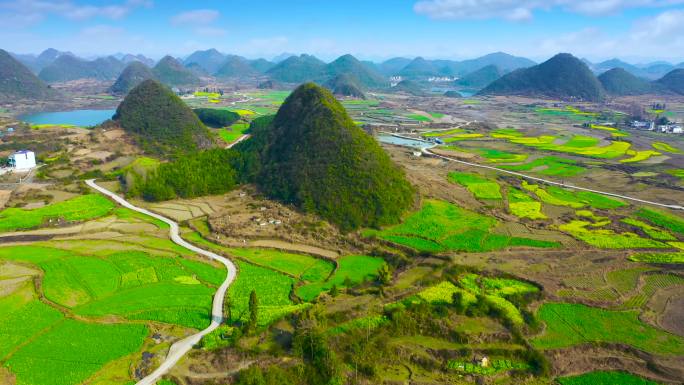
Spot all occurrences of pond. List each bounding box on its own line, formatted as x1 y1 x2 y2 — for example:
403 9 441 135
20 109 116 127
377 134 435 149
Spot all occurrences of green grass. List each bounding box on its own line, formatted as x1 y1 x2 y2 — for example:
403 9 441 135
629 252 684 264
227 248 333 281
0 194 114 232
373 200 558 253
448 172 502 200
0 246 223 329
6 319 147 385
228 261 309 326
328 315 389 335
296 255 385 301
556 371 659 385
0 297 65 359
500 156 585 177
533 303 684 355
636 208 684 235
218 122 250 144
447 359 529 375
507 187 546 219
406 114 431 122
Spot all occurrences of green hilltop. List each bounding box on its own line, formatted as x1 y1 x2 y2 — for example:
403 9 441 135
38 55 125 83
109 61 156 95
325 74 366 99
153 56 201 87
113 79 212 155
266 54 327 83
456 64 505 89
598 68 655 96
480 53 605 102
655 69 684 95
0 49 59 101
236 83 414 230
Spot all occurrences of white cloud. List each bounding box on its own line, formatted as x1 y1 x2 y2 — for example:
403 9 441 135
0 0 151 24
414 0 684 21
170 9 219 26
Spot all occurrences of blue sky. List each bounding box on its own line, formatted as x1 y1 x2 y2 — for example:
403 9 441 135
2 0 684 63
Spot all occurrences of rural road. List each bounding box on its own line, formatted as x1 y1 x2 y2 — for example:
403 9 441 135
421 147 684 211
85 179 238 385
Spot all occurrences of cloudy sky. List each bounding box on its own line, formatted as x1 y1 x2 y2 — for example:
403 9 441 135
2 0 684 63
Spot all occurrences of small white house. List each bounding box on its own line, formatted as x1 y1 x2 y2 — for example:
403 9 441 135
9 150 36 170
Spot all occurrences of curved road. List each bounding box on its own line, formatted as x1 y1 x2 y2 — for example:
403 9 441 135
85 179 238 385
421 148 684 211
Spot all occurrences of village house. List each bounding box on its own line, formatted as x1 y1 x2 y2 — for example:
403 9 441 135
9 150 36 170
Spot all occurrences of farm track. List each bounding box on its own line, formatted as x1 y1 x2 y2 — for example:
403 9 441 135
422 148 684 211
85 179 237 385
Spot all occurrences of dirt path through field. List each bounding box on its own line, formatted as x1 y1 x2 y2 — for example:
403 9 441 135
85 179 237 385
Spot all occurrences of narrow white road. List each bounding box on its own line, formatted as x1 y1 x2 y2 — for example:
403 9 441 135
422 148 684 211
85 179 237 385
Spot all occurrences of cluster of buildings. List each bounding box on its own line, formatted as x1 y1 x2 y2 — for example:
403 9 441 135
631 120 683 134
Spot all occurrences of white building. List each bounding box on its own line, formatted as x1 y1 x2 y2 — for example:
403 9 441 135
9 150 36 170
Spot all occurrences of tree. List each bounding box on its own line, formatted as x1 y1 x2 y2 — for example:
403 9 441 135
329 284 339 297
248 289 259 333
377 264 392 285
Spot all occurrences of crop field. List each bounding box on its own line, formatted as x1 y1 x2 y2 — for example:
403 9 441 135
6 320 147 385
533 303 684 355
499 156 586 177
296 255 385 301
0 245 223 329
372 199 558 253
475 148 528 163
621 218 676 240
629 252 684 264
492 131 632 159
448 172 502 200
218 122 249 144
507 187 546 219
636 208 684 235
620 150 662 163
522 181 626 209
446 359 529 375
228 260 309 326
556 371 659 385
653 141 683 154
619 273 684 309
559 220 668 249
0 194 114 232
535 106 599 121
227 247 333 281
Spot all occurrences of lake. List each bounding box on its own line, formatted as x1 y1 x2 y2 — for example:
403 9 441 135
20 109 116 127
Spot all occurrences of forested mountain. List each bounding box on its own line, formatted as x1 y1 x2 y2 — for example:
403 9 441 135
455 65 505 89
118 53 155 67
399 57 443 78
183 49 226 74
391 79 425 96
113 80 211 155
249 58 276 73
655 69 684 95
325 74 366 99
598 68 654 96
109 61 156 95
152 56 201 87
456 52 535 74
378 57 413 75
236 83 414 230
215 55 259 78
0 49 59 101
13 48 73 73
479 53 605 102
39 55 125 82
323 54 386 88
266 54 326 83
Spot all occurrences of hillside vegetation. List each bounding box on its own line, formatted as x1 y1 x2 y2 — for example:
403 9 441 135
113 80 212 155
237 83 415 230
153 56 201 87
598 68 654 96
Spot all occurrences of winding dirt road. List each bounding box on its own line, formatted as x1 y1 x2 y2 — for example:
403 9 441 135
85 179 237 385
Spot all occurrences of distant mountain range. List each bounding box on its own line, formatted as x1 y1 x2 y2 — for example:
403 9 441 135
480 53 684 100
5 47 684 100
